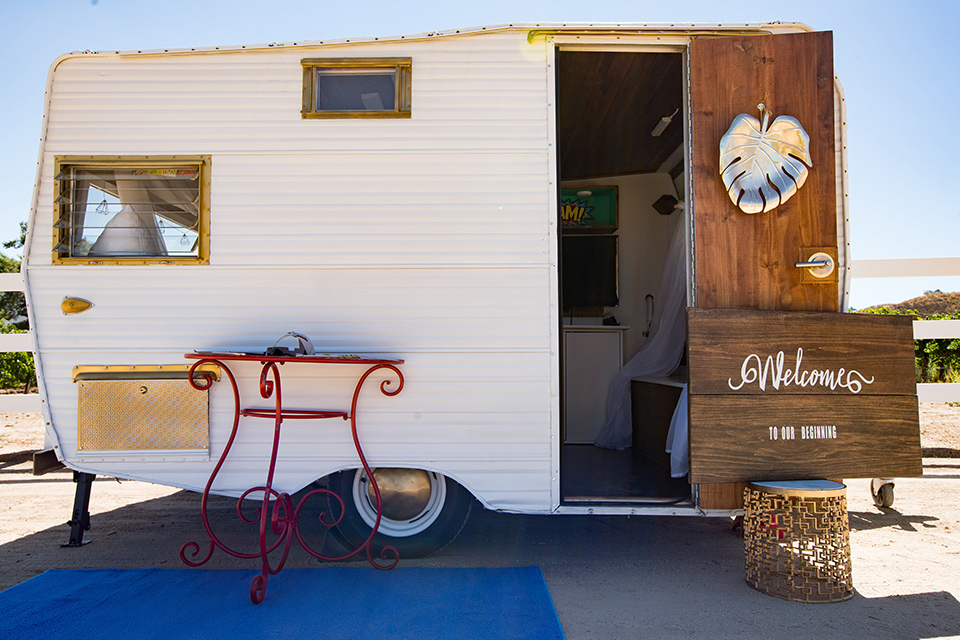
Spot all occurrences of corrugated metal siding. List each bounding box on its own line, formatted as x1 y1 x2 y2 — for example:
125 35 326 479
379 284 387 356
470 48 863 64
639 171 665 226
43 36 548 155
211 154 550 266
28 32 557 512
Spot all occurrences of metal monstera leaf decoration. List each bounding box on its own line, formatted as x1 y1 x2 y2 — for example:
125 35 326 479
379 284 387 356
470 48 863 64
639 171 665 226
719 104 812 214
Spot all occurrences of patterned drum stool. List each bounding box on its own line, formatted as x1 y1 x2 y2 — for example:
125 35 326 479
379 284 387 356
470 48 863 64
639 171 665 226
743 480 853 603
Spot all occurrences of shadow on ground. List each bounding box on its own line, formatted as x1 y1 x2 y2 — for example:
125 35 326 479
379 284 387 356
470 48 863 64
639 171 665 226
849 509 941 533
3 469 960 640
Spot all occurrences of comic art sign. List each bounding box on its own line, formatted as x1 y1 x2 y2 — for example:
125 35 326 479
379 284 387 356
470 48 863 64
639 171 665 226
559 186 618 231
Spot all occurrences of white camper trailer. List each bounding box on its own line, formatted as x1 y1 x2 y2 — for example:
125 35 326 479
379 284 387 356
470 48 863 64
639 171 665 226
24 22 922 558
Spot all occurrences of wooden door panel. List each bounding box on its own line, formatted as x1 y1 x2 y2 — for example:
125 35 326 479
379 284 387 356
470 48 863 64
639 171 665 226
689 31 841 508
691 31 837 312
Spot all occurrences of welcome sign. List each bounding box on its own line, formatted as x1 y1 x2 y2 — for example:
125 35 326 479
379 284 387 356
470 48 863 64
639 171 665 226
687 308 922 483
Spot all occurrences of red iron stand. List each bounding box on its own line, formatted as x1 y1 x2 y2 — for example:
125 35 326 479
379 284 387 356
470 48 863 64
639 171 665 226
179 353 404 604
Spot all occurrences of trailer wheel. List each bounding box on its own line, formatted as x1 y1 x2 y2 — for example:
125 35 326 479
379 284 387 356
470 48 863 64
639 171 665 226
326 468 473 558
873 482 895 508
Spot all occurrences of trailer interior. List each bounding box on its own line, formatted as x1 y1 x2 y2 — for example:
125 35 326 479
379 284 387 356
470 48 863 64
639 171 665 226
556 49 692 505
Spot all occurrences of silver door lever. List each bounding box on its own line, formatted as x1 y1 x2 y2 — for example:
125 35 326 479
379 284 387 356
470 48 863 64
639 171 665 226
795 259 832 268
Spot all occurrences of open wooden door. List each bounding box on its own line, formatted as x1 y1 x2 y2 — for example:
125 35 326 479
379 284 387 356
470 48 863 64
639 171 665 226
688 31 920 508
691 30 837 312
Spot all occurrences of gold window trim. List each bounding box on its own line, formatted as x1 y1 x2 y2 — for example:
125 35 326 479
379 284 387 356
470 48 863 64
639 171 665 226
52 155 211 266
301 57 412 119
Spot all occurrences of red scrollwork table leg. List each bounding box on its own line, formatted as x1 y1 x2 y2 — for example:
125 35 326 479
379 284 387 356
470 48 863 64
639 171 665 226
180 358 405 603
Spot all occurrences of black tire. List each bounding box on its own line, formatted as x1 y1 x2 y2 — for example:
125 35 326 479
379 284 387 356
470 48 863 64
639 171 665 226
873 482 895 508
325 468 473 558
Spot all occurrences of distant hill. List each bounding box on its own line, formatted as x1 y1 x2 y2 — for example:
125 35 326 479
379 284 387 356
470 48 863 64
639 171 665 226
860 290 960 318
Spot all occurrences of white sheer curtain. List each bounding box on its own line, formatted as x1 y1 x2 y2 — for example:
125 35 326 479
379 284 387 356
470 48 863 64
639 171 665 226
89 207 166 256
88 176 166 256
594 216 688 459
665 385 689 477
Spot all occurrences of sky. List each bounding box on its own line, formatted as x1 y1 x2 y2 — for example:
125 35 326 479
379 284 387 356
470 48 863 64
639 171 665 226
1 0 957 310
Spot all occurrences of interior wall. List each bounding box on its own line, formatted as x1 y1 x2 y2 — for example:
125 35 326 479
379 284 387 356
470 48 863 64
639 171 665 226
562 172 679 360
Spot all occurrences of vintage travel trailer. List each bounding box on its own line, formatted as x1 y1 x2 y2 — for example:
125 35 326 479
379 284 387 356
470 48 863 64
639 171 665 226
24 22 922 557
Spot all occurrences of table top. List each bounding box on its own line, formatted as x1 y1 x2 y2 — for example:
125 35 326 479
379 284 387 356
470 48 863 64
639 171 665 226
749 479 846 497
187 351 403 365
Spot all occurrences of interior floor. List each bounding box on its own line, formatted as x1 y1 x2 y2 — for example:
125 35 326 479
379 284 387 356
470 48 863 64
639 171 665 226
561 444 691 504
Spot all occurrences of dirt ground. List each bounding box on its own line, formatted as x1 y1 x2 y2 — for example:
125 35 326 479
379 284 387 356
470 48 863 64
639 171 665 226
919 402 960 451
1 408 959 638
0 412 46 456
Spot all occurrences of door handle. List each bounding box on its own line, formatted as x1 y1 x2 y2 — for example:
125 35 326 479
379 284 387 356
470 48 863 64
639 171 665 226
795 251 835 279
795 259 831 268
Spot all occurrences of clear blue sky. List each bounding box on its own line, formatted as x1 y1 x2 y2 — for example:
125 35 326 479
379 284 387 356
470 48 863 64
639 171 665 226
2 0 957 309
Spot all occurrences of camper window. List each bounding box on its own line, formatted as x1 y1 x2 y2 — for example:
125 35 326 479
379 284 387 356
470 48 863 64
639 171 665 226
301 58 411 118
52 156 210 265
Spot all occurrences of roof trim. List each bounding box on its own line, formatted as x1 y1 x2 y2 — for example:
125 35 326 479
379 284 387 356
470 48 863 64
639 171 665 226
55 21 814 59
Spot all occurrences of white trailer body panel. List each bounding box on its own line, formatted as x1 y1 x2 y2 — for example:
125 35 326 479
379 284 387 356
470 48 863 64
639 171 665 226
27 30 560 512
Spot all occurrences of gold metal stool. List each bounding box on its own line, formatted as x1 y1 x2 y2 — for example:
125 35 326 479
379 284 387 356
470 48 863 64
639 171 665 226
744 480 853 603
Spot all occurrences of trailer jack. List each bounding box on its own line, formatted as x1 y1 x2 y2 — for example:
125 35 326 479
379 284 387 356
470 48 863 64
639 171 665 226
63 472 95 547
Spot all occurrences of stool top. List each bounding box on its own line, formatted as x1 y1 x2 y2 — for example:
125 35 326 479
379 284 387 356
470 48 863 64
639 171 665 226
749 480 846 497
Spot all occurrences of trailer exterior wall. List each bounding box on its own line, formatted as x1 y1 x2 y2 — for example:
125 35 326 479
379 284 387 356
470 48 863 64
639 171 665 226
27 31 560 513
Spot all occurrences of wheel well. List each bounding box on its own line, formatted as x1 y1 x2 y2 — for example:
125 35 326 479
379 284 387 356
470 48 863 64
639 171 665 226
319 466 480 504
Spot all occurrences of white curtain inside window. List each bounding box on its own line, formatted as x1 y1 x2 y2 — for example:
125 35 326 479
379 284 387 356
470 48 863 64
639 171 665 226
80 170 199 257
594 215 689 478
89 179 166 256
88 206 166 256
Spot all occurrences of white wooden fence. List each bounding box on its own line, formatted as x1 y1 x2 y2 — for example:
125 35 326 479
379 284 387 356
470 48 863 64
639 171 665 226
851 258 960 403
0 272 40 412
0 259 957 412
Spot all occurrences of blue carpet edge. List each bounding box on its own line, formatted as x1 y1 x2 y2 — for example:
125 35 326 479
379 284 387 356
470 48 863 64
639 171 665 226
3 566 566 640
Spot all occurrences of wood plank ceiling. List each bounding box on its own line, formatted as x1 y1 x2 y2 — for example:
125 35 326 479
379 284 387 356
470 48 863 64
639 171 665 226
557 51 684 181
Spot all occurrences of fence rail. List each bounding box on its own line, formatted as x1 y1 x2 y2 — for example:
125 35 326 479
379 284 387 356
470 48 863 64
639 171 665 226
851 257 960 279
851 258 960 403
0 272 39 412
0 260 956 411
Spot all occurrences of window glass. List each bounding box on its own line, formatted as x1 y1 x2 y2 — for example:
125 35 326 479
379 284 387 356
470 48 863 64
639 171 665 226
316 69 397 112
301 58 411 118
54 158 209 264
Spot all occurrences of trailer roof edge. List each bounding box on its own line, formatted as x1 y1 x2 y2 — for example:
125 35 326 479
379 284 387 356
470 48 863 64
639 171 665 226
51 21 815 60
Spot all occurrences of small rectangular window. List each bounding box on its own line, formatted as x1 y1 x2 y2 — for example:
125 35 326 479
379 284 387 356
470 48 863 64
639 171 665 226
302 58 411 118
53 156 210 265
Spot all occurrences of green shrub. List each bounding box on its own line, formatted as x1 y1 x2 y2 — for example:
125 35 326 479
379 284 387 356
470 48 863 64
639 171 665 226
0 222 33 391
0 324 34 391
857 306 960 384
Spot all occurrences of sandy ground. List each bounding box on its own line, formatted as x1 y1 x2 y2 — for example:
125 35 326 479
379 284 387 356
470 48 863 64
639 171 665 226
1 408 959 638
920 403 960 451
0 412 46 456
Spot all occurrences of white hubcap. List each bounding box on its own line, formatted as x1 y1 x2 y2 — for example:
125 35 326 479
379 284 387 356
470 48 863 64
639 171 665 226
352 468 447 537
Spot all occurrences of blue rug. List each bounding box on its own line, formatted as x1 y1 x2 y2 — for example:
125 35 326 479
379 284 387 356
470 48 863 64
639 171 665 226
2 566 564 639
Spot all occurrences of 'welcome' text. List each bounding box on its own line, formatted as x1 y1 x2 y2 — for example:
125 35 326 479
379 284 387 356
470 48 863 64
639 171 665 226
728 348 874 394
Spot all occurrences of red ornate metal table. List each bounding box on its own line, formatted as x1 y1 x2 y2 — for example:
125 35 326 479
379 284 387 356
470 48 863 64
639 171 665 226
179 351 404 603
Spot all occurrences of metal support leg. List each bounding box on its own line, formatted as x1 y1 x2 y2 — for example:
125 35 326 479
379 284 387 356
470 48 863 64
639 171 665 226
63 472 95 547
